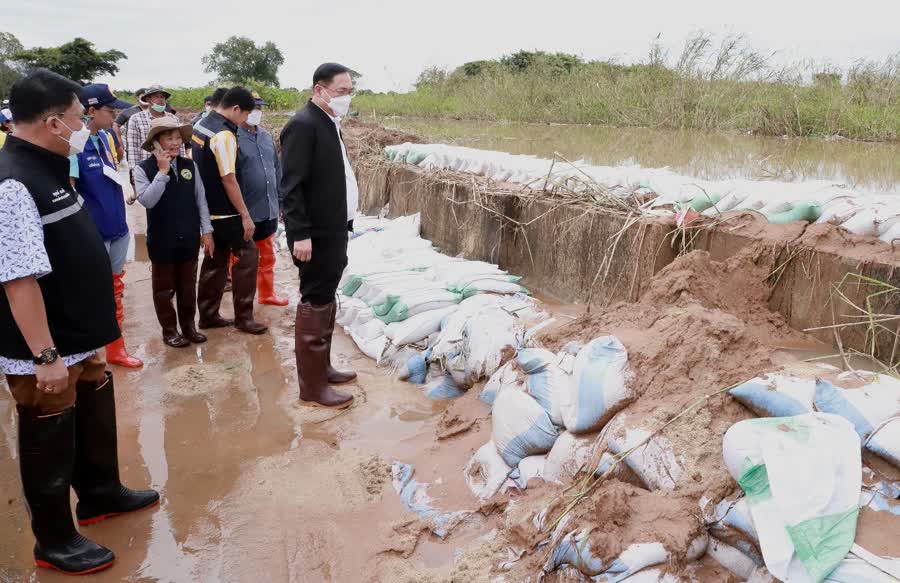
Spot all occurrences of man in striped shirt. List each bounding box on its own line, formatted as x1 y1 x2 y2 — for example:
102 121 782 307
192 87 267 335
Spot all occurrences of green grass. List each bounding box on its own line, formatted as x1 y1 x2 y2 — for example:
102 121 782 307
114 35 900 142
351 37 900 142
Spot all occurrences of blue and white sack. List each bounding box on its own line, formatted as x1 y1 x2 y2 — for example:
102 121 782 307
560 336 633 434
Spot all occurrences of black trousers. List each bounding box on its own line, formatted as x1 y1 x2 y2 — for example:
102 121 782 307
297 236 348 306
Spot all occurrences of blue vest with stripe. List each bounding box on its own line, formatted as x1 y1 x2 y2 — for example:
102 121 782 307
74 130 128 241
0 136 119 359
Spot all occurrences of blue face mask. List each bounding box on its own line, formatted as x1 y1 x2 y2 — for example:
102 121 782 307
151 103 166 113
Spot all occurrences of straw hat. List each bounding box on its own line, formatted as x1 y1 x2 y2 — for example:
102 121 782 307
142 116 192 152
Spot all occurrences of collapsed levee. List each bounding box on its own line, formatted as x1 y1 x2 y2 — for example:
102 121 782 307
353 149 900 367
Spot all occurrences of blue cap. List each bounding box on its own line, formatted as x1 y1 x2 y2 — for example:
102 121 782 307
80 84 133 110
251 90 268 107
0 109 10 123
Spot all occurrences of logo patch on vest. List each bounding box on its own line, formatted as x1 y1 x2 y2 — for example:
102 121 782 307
50 189 71 203
180 168 193 180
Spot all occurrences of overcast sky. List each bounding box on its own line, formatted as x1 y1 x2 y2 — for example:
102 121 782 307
7 0 900 93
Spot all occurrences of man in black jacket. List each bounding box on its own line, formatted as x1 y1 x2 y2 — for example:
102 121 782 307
0 69 158 576
280 63 359 409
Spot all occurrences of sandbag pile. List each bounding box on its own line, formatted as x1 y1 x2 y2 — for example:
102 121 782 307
465 335 635 501
336 214 545 390
383 143 900 242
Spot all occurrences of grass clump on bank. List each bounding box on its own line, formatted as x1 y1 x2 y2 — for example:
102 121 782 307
353 34 900 142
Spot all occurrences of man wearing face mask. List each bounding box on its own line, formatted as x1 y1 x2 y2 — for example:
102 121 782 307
235 91 288 306
0 69 159 576
125 86 183 205
193 86 268 334
113 88 145 145
280 63 359 410
69 84 143 369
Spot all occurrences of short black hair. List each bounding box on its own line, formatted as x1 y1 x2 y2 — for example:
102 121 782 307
220 86 255 112
313 63 352 87
9 69 83 124
209 87 228 108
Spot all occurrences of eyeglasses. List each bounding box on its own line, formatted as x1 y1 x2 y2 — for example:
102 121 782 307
45 111 93 126
318 84 354 97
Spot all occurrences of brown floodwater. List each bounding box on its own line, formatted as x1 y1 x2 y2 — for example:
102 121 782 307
380 118 900 196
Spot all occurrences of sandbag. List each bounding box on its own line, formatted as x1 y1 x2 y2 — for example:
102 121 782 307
606 415 684 492
544 431 596 483
384 305 459 346
464 441 514 500
349 330 388 364
722 414 862 583
516 454 548 487
545 527 708 579
422 373 465 400
560 336 633 434
728 364 840 417
814 375 900 468
480 361 521 406
398 349 430 384
453 307 519 389
492 389 559 467
517 348 569 427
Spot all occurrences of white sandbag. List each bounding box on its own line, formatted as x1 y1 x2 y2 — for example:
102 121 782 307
349 318 386 341
606 413 684 491
349 330 388 364
545 528 708 579
516 348 569 427
729 368 824 417
516 454 548 487
707 538 763 581
480 361 522 406
492 389 559 467
454 307 519 389
560 336 633 434
544 431 596 483
464 441 514 500
722 414 862 583
814 374 900 468
839 207 879 237
384 305 458 346
336 297 368 327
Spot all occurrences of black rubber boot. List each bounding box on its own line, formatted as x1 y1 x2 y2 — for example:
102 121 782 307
73 372 160 526
17 405 115 575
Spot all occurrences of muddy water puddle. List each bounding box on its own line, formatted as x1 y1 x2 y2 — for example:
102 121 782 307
0 207 492 582
382 117 900 196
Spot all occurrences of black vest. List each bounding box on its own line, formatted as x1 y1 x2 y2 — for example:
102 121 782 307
0 136 119 359
191 111 240 217
139 156 201 264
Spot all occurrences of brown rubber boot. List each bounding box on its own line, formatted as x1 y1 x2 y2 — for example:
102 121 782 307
296 302 353 409
232 245 268 335
197 245 234 329
175 260 207 344
324 303 357 384
152 264 189 348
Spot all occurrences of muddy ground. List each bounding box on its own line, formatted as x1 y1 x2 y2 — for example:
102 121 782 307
0 194 509 582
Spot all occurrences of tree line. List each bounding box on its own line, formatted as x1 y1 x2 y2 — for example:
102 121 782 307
0 32 288 98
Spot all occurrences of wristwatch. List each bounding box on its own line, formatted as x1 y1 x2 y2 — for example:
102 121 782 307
32 347 60 365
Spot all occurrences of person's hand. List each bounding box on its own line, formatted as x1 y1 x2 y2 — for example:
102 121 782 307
201 233 215 258
36 359 69 395
154 148 171 175
293 239 312 262
241 214 255 242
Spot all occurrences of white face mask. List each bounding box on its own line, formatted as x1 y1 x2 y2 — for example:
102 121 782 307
246 109 262 126
57 118 91 155
328 94 352 118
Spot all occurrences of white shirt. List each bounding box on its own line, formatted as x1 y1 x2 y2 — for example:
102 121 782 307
315 102 359 222
0 179 97 375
